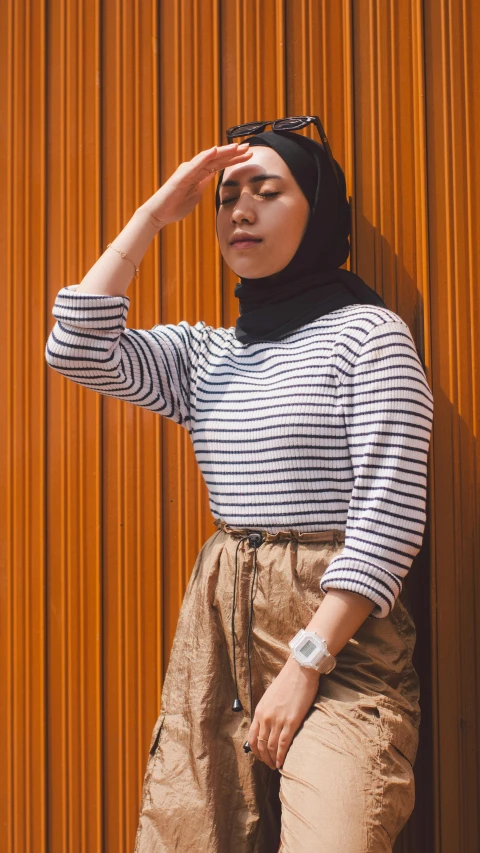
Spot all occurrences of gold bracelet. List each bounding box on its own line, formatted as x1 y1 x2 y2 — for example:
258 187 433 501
106 243 139 278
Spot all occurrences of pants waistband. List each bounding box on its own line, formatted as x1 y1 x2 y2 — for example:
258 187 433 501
213 518 345 545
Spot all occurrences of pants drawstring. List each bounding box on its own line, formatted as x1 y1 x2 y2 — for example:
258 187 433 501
231 531 264 728
231 537 246 714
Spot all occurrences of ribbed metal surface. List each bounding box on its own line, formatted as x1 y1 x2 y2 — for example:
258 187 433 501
46 2 104 851
424 1 480 850
1 1 479 851
1 1 48 852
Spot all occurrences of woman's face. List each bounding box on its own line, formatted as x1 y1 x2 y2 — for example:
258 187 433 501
216 146 311 279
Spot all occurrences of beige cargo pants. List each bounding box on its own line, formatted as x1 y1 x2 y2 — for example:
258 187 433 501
134 520 420 853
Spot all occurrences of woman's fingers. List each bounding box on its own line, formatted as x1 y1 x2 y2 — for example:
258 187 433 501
248 715 279 770
275 723 295 768
264 727 284 770
247 717 276 767
221 148 254 167
193 169 220 195
193 143 252 175
194 151 249 193
198 142 249 160
248 715 296 770
257 735 277 771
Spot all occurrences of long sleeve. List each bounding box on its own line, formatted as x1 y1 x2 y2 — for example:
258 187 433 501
321 318 434 618
45 285 206 430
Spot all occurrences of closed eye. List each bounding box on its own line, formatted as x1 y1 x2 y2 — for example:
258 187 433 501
220 192 280 205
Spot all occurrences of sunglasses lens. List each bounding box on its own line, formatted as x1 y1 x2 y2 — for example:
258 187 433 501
274 117 308 130
227 122 266 138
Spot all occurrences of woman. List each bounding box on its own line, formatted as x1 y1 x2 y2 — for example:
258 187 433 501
46 120 434 853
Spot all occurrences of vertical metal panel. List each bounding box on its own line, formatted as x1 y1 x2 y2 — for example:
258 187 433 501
45 2 104 852
2 1 480 851
0 2 47 853
285 1 354 262
352 0 430 342
424 1 480 851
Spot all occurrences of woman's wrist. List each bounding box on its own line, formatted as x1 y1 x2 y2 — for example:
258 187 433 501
135 202 169 233
284 652 321 682
75 207 160 296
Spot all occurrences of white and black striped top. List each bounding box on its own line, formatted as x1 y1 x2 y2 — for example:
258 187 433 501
46 285 434 619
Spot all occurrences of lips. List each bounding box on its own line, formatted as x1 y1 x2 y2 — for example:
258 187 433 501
230 234 262 245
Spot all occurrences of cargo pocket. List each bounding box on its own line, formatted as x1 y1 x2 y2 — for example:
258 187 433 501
351 699 383 729
376 703 419 769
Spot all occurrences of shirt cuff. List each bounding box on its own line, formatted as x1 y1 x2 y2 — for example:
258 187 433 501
319 556 403 619
52 285 130 328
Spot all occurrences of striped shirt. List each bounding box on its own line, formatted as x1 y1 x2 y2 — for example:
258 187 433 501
45 284 434 619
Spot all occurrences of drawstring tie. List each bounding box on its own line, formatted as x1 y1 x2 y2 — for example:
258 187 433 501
214 518 345 756
231 531 264 727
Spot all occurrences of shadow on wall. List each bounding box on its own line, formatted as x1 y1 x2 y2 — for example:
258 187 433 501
353 209 429 374
352 211 434 853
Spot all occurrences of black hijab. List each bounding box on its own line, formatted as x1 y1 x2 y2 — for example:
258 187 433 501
215 130 387 343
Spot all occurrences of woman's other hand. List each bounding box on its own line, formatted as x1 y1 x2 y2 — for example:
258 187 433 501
139 143 253 230
247 656 320 770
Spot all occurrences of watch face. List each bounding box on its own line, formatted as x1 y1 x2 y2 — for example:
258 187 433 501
299 638 317 658
296 635 325 666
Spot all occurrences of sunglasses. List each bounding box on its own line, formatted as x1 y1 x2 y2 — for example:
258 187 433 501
225 115 340 188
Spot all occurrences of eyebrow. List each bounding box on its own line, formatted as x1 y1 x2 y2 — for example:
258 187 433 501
220 173 284 188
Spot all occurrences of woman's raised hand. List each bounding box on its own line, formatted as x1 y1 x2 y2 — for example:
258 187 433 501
140 143 253 230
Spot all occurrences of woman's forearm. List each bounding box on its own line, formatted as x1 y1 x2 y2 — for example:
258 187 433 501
75 206 161 297
75 143 253 298
249 588 377 768
304 589 376 658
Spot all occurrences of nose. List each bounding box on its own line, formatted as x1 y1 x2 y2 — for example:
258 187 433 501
231 193 256 225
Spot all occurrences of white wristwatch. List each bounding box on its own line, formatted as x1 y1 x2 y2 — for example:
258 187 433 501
288 629 337 674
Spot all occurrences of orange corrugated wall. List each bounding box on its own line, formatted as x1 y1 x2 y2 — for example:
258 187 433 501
0 1 478 851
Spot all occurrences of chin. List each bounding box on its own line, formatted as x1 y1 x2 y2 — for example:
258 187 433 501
226 259 278 279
